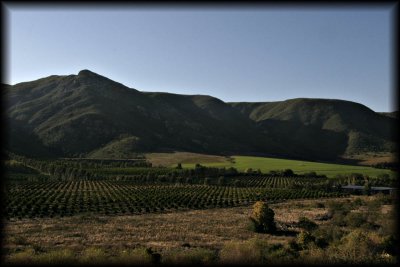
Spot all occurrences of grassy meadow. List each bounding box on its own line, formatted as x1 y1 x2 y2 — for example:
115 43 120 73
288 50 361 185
146 153 394 178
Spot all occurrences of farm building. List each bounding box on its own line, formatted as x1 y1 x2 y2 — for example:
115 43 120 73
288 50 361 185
341 185 396 195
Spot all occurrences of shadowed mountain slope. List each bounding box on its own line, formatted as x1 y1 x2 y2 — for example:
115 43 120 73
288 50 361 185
4 70 396 160
230 99 396 154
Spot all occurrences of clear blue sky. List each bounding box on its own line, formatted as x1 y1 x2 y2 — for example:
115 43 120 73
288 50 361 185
5 5 396 112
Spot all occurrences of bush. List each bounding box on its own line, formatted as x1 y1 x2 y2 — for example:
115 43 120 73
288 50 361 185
333 229 379 263
313 225 345 244
35 249 76 265
5 248 36 265
162 247 216 265
327 201 352 227
283 169 294 176
80 247 108 264
314 236 329 249
345 212 367 228
264 243 299 263
381 235 397 256
297 217 318 231
5 248 76 265
352 197 365 207
296 231 315 249
115 248 153 265
250 201 276 233
219 238 267 265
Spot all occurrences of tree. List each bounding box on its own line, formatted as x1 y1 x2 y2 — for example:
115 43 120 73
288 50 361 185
217 176 225 186
363 181 372 196
249 201 276 233
244 168 253 174
232 179 241 187
283 169 294 176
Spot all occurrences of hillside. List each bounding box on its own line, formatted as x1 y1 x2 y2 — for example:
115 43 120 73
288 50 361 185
379 111 398 119
230 99 396 155
4 70 396 160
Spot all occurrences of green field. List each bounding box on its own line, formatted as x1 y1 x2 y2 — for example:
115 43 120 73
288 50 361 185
179 155 395 178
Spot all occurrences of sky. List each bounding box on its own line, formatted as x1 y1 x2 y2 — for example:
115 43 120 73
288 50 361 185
5 4 396 112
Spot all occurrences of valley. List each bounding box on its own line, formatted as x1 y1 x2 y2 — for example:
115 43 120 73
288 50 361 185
3 70 397 265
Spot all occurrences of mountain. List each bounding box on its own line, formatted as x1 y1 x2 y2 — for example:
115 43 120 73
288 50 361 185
379 111 398 119
229 99 396 155
4 70 396 161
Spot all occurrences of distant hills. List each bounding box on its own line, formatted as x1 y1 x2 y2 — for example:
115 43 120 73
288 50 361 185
4 70 397 161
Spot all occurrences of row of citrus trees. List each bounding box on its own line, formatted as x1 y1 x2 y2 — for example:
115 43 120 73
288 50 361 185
4 180 347 219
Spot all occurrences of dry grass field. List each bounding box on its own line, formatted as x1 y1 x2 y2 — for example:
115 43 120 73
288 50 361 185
3 196 360 253
3 195 396 265
343 152 396 166
145 152 230 167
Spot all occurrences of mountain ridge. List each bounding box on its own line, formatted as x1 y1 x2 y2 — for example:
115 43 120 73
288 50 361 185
4 70 396 161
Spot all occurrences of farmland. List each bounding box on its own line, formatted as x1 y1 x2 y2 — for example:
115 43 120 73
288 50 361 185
149 153 395 178
3 152 397 265
4 180 346 219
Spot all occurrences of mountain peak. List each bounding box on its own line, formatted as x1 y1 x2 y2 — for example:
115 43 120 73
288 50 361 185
78 69 100 77
76 69 118 86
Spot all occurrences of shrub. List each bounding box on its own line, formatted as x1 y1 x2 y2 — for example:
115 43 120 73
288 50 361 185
345 212 367 228
333 229 378 263
250 201 276 233
296 231 315 249
5 248 76 265
313 225 345 244
283 169 294 176
80 247 108 264
35 249 76 265
352 197 365 207
381 235 397 256
244 168 254 174
297 217 318 231
264 243 299 263
288 239 301 251
162 247 216 265
314 236 329 249
117 247 157 265
219 238 267 265
5 248 36 265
